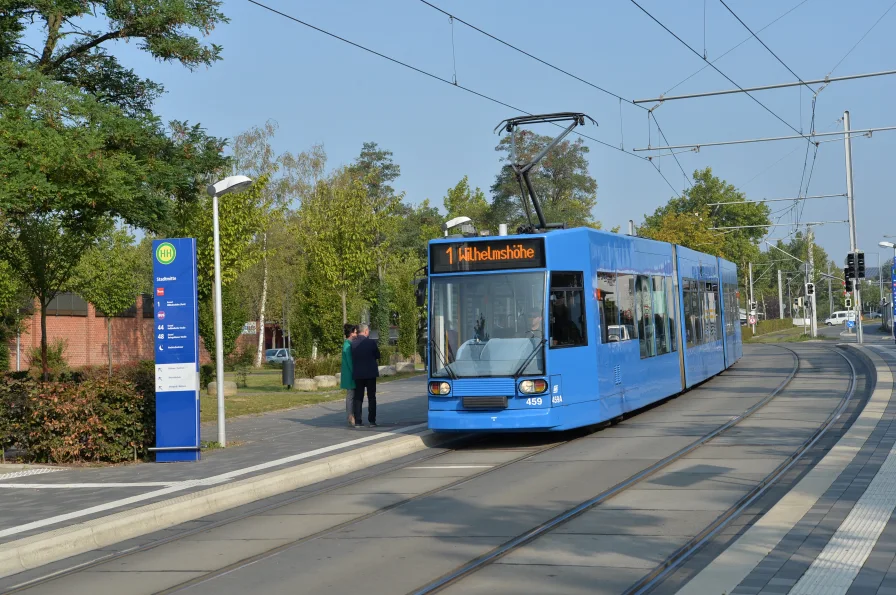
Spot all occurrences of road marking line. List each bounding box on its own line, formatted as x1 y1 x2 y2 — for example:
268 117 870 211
0 483 175 489
0 469 61 482
405 465 494 469
0 422 427 540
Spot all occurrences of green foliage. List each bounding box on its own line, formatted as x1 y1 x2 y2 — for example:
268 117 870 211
293 357 340 379
387 255 422 358
26 339 68 379
641 168 770 268
444 176 490 230
189 175 271 302
639 207 722 257
0 374 155 463
391 199 442 260
200 363 215 390
198 284 247 363
2 1 227 115
300 172 377 323
491 130 600 230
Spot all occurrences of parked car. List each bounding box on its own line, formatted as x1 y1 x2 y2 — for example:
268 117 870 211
265 348 294 363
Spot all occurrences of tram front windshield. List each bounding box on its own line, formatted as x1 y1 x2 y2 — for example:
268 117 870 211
430 272 546 378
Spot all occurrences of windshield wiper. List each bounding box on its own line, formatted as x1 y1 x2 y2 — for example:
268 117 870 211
513 338 546 378
429 340 457 380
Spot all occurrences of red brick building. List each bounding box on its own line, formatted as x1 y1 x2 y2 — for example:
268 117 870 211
5 293 231 371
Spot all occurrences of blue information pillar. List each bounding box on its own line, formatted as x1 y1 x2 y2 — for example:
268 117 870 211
152 239 201 462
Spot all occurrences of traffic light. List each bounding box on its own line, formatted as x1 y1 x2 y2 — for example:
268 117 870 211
845 298 852 309
844 267 853 292
857 251 866 278
806 283 815 295
750 301 757 311
846 253 856 278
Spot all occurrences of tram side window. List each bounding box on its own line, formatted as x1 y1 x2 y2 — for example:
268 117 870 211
704 282 720 343
597 272 620 343
617 274 638 342
637 275 656 359
683 278 704 348
549 272 587 348
665 276 677 352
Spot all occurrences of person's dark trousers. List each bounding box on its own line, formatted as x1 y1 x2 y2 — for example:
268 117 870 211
353 378 377 424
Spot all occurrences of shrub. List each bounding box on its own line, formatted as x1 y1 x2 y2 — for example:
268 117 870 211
294 356 340 378
200 364 215 389
26 339 69 379
0 374 155 464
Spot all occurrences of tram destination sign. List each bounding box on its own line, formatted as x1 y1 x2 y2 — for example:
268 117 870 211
431 238 546 273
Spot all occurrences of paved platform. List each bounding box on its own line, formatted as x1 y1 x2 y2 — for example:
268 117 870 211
674 343 896 595
0 376 427 544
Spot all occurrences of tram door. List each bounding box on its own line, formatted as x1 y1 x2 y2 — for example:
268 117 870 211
595 271 623 400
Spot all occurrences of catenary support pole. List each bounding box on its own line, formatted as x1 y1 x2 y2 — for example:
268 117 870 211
778 269 784 319
844 111 863 343
808 226 818 337
749 262 755 334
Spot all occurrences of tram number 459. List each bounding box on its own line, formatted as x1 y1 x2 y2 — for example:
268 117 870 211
525 396 563 406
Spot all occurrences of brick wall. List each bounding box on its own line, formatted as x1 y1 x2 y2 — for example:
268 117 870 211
5 296 232 371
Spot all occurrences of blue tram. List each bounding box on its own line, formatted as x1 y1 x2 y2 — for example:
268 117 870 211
425 229 743 432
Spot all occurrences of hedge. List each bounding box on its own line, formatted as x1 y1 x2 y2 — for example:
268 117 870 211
0 361 155 464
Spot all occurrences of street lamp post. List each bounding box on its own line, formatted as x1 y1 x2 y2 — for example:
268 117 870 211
880 241 896 344
207 175 253 447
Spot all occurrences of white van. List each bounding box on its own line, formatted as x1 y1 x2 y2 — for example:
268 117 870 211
824 311 849 326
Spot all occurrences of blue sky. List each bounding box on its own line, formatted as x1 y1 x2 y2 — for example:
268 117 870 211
73 0 896 264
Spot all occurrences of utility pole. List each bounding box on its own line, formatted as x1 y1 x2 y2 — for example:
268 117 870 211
787 275 793 319
778 269 784 319
807 226 818 337
749 262 755 334
844 110 864 343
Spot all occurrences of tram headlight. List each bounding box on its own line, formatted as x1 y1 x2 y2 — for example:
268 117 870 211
429 381 451 395
519 379 548 394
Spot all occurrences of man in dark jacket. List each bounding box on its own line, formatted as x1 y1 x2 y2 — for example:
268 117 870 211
351 323 380 427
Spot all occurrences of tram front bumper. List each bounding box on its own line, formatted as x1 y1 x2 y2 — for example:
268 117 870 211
428 407 560 431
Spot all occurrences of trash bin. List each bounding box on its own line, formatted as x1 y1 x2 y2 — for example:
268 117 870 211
282 359 295 389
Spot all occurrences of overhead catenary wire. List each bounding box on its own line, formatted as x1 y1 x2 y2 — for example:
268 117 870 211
415 0 693 190
633 125 896 152
662 0 809 97
718 0 816 94
244 0 686 196
628 0 808 139
828 0 896 76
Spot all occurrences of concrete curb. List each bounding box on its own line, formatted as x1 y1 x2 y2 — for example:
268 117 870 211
0 429 458 579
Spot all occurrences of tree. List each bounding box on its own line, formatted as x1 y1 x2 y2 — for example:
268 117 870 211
642 168 770 269
491 130 600 230
229 122 326 367
0 64 170 378
348 143 402 345
2 1 226 117
639 208 722 256
0 261 28 372
74 229 142 377
198 285 246 364
392 199 442 261
387 255 421 359
443 176 490 230
300 172 376 324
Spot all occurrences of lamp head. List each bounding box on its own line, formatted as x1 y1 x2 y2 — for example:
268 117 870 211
207 175 253 198
879 241 895 249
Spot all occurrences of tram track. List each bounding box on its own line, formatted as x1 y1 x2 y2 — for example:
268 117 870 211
2 431 581 594
4 344 844 595
407 345 860 595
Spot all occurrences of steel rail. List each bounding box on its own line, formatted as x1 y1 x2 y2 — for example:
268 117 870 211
407 345 803 595
626 345 859 594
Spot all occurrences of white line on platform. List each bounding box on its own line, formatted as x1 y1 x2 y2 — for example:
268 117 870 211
0 483 175 489
0 468 61 482
406 465 493 469
790 430 896 593
0 422 428 540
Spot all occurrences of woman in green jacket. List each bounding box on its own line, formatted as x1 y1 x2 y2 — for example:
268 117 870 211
341 324 358 426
